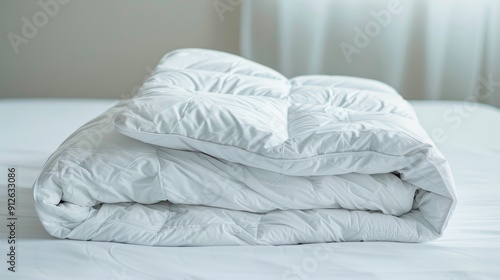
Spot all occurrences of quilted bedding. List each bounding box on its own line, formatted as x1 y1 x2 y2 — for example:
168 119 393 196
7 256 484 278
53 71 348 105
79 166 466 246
34 49 456 246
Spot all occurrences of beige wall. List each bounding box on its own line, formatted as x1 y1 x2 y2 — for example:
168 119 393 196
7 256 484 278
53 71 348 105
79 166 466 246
0 0 241 99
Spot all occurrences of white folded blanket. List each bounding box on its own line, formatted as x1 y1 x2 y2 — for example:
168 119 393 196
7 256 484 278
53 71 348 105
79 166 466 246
34 49 456 246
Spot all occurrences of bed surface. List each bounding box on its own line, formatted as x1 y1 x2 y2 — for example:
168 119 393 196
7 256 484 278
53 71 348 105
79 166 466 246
1 99 499 279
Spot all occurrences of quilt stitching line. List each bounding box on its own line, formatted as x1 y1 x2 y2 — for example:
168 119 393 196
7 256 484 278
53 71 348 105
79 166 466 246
170 92 197 134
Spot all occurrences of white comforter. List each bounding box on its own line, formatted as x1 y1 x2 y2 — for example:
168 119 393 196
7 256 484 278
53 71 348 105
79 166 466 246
34 49 456 246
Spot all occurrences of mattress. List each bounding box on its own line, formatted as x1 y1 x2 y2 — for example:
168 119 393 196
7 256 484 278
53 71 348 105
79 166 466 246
1 98 499 279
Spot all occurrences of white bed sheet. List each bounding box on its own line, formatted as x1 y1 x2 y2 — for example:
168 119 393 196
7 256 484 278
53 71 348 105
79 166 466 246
0 99 499 280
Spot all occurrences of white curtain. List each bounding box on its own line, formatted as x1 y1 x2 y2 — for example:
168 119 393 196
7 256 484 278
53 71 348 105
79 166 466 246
240 0 500 107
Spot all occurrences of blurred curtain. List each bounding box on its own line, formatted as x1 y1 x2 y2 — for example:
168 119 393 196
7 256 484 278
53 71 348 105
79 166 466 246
240 0 500 107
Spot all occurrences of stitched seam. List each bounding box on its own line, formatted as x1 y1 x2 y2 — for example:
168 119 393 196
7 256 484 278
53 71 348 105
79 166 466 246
170 92 197 134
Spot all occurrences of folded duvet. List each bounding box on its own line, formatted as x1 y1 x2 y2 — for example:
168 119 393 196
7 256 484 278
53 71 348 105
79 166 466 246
34 49 457 246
